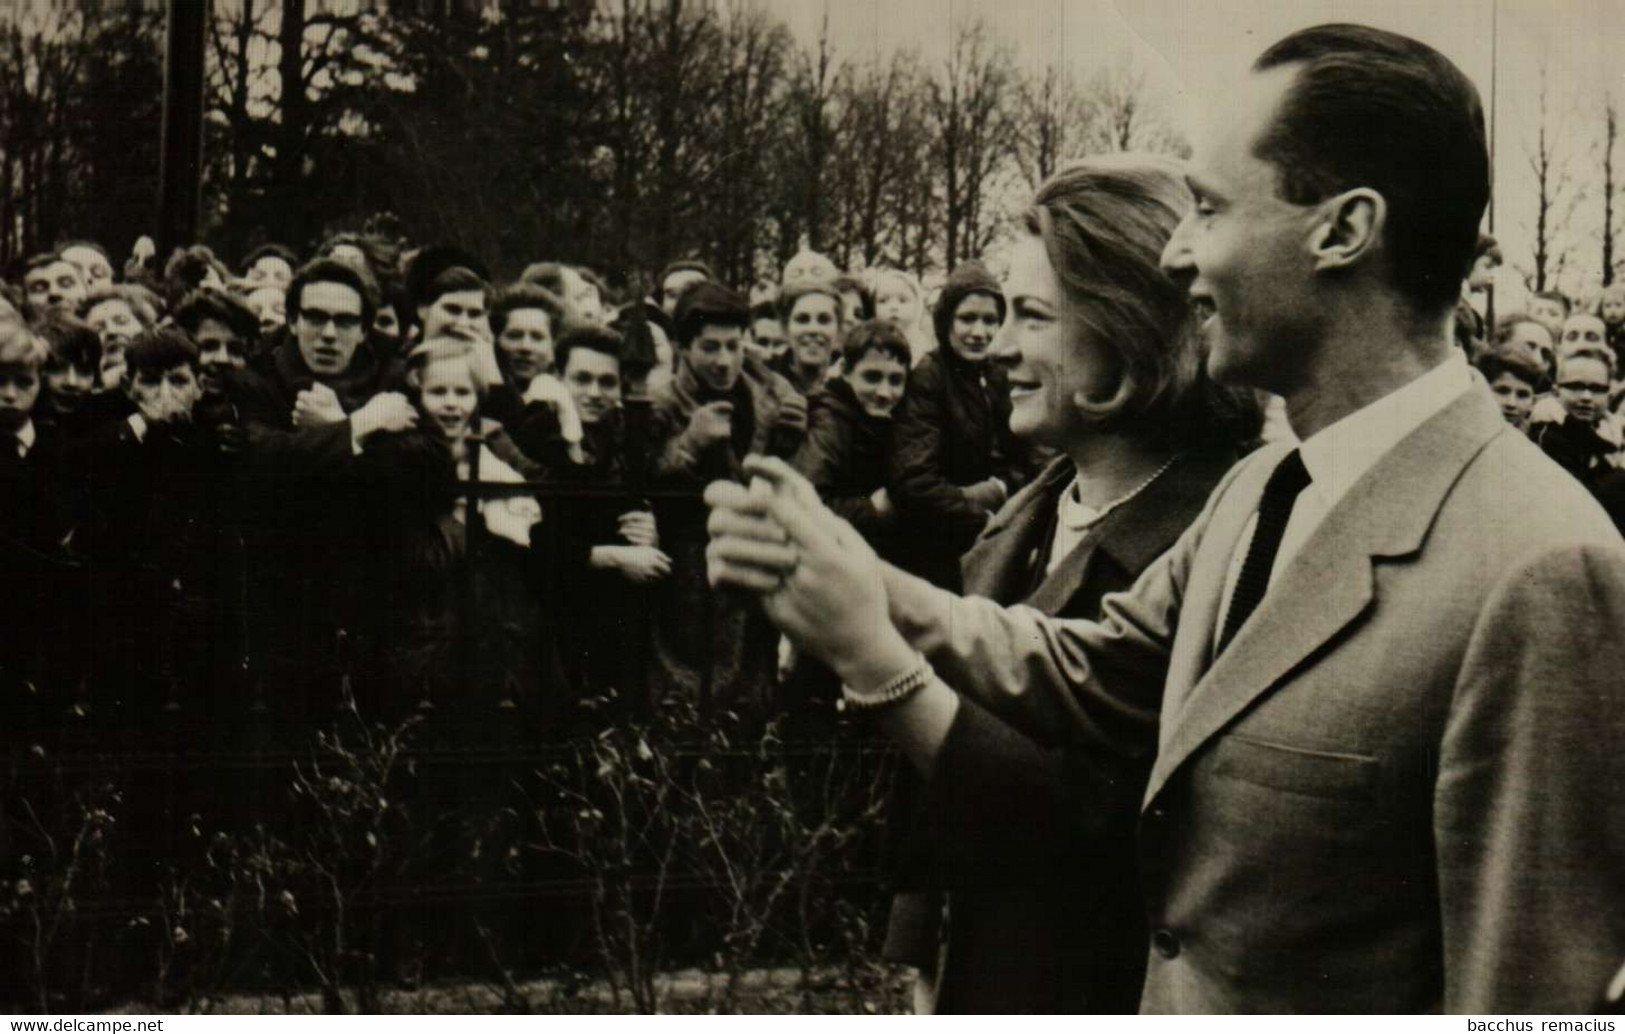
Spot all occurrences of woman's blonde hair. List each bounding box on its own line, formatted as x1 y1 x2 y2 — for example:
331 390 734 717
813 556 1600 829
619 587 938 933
1024 153 1260 450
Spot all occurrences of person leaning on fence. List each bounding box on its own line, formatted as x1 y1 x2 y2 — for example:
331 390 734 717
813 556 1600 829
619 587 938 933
219 255 418 723
0 316 71 711
538 323 673 710
31 311 129 444
359 337 566 729
645 280 806 718
63 328 228 724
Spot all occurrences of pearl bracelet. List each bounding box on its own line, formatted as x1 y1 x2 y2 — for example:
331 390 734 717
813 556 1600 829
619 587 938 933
841 654 933 712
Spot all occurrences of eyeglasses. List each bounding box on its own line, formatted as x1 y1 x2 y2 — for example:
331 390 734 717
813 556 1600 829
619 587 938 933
298 308 364 331
1557 382 1610 396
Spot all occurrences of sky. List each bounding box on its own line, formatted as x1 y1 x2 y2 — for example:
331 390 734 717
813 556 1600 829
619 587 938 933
774 0 1625 307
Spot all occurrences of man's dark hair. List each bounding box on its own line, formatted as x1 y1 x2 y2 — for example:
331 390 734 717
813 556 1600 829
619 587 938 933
673 281 749 349
656 259 717 302
125 326 200 379
173 288 260 351
557 324 623 373
34 312 102 371
1251 24 1489 314
1475 344 1548 394
490 283 566 337
286 257 379 329
23 251 69 277
749 301 780 325
841 319 912 371
422 266 487 308
242 242 299 272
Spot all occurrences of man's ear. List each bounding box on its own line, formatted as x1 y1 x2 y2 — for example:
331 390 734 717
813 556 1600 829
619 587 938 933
1309 188 1384 273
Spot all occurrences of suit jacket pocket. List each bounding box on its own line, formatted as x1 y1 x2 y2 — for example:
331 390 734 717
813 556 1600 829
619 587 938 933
1212 734 1379 802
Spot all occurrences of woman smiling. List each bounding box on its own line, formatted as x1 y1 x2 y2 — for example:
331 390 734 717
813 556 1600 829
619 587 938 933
879 155 1261 1013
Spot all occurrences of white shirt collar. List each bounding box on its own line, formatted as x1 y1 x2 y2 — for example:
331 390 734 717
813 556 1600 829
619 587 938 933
14 419 36 457
1297 352 1474 514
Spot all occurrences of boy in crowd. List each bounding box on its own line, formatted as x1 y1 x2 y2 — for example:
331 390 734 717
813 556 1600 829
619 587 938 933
0 317 68 705
747 301 788 365
1528 289 1571 344
1474 346 1547 429
1530 346 1623 489
647 282 805 716
67 329 216 720
545 324 672 707
32 312 131 442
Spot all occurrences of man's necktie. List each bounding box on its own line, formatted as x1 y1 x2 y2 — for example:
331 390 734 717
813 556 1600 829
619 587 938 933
1218 449 1312 654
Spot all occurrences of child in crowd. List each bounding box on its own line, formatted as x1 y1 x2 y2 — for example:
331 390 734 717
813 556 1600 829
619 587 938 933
1475 346 1547 429
869 267 936 366
1530 346 1624 490
365 338 562 725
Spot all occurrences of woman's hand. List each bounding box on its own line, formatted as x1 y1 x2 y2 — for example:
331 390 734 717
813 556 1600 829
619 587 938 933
705 455 914 689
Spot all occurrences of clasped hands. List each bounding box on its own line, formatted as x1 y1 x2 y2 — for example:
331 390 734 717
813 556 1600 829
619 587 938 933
705 456 912 690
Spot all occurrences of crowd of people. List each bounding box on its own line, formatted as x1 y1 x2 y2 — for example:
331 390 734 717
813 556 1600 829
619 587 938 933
0 219 1070 740
2 184 1622 743
3 19 1625 1014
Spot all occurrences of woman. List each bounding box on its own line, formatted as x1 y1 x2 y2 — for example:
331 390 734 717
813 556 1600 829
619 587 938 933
777 279 845 398
716 155 1260 1013
887 260 1029 592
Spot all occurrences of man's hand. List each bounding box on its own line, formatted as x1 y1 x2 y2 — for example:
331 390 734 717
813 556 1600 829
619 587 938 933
293 382 347 428
686 401 734 449
350 391 417 440
705 456 910 686
617 510 659 548
606 544 673 584
775 392 808 434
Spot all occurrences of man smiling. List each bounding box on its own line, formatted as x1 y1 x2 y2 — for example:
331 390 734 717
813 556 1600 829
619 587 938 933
705 23 1625 1013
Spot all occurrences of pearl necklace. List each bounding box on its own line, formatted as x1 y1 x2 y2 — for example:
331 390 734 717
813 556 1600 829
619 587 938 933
1060 454 1181 531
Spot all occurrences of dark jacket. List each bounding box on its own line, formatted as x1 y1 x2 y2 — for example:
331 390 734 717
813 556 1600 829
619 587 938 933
644 358 805 716
888 346 1025 588
220 341 407 726
793 377 896 546
360 426 565 732
886 448 1238 1014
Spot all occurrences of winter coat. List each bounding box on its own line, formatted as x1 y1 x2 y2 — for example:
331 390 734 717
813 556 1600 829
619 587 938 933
887 346 1025 589
793 377 897 547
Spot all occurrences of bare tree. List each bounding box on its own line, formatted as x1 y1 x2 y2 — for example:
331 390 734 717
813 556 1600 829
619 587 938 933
1524 64 1575 293
1013 62 1093 190
1082 58 1187 157
930 18 1016 269
1602 95 1620 288
782 12 844 258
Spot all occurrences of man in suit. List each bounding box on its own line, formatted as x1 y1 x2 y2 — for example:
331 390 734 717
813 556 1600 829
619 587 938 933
703 24 1625 1013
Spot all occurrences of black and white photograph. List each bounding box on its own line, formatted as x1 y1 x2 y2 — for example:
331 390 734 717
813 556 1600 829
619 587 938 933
1 0 1624 1017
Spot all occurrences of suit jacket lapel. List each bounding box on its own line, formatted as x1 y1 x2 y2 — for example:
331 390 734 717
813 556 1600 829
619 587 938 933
1145 389 1511 805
